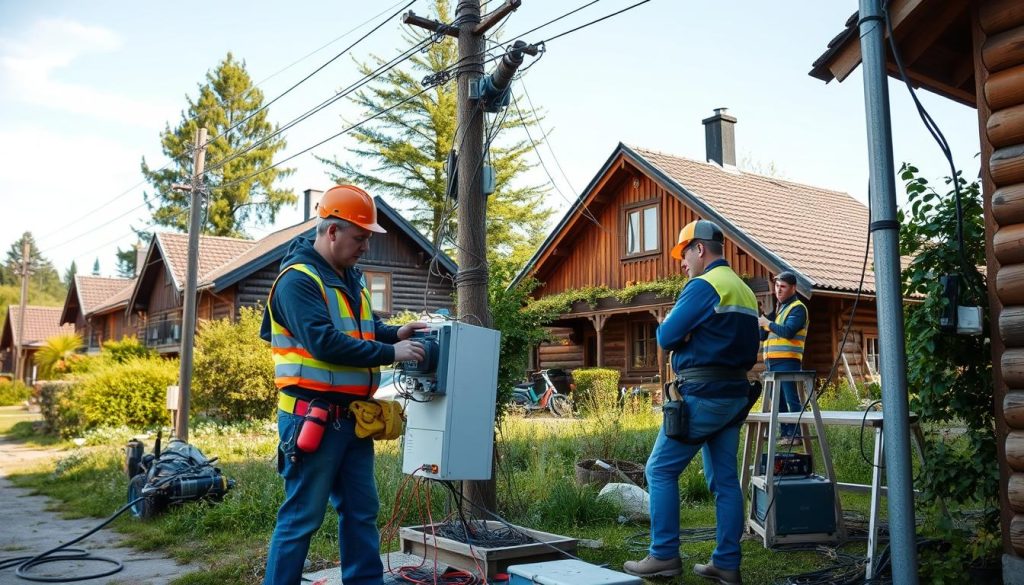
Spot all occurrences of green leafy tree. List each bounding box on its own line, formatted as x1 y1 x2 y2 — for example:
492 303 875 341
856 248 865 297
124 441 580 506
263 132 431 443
897 163 999 577
141 53 296 237
115 235 150 278
320 0 552 269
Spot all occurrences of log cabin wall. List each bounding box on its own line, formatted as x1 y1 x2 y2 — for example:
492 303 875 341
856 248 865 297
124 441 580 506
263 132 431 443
534 167 772 297
976 0 1024 556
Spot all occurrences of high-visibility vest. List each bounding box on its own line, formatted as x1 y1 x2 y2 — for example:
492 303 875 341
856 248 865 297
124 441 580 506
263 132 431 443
763 299 808 361
268 263 380 396
695 264 760 319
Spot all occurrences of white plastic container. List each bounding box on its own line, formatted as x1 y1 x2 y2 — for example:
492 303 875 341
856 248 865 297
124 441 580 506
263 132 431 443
507 560 642 585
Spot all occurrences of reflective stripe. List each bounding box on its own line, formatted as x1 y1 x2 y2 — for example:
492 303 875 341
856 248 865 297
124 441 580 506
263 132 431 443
696 265 760 318
764 298 808 361
268 263 380 396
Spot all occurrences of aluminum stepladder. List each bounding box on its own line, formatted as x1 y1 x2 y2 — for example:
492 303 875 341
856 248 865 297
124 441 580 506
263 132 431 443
740 370 846 547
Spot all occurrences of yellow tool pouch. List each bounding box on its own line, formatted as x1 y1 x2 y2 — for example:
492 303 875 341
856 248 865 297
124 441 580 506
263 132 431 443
350 399 405 440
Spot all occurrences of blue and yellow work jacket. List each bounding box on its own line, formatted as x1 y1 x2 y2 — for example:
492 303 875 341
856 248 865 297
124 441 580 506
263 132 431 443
761 294 808 361
657 259 760 397
260 237 400 403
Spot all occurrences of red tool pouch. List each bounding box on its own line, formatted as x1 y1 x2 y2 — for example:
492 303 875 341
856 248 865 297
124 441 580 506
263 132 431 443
295 401 329 453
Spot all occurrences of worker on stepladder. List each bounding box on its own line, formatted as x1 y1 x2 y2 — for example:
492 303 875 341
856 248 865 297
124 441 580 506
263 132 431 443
624 220 759 585
260 185 428 585
759 271 809 447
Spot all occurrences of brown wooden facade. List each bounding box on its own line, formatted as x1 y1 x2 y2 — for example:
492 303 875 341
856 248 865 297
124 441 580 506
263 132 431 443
525 149 880 389
811 0 1024 566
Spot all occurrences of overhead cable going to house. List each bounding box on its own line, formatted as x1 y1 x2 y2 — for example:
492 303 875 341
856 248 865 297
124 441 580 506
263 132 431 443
39 199 153 255
518 77 580 197
34 1 415 247
536 0 652 45
510 93 607 232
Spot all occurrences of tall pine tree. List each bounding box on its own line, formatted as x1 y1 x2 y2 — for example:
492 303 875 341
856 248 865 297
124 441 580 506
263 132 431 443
319 0 552 271
1 232 65 299
141 53 296 237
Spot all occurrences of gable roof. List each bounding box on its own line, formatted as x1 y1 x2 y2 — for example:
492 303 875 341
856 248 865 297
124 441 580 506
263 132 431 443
517 143 876 297
1 306 75 350
200 196 457 292
60 275 135 324
127 232 255 313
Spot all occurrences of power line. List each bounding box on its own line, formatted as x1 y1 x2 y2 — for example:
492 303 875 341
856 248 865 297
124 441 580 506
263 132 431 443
518 76 579 196
36 3 414 248
539 0 652 44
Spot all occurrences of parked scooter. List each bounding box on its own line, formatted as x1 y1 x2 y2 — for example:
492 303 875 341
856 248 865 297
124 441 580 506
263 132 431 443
510 369 575 417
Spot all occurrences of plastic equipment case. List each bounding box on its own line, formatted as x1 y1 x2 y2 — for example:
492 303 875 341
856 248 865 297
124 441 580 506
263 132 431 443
752 474 836 535
507 560 641 585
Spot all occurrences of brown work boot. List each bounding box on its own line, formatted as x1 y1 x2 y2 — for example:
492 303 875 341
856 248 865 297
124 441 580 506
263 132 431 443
623 555 682 578
694 561 742 584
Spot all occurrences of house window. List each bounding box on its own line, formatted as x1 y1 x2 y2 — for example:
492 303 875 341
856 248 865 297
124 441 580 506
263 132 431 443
364 271 391 313
624 203 659 256
630 321 658 370
865 335 880 375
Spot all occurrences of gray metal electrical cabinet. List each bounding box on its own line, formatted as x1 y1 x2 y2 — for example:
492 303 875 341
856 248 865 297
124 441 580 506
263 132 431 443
401 321 501 480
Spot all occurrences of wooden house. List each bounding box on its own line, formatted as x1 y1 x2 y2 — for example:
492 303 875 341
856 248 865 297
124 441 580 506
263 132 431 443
0 306 74 383
59 275 137 353
515 111 883 388
126 193 456 354
809 0 1024 571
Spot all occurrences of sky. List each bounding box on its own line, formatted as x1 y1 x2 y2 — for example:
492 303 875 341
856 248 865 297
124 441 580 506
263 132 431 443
0 0 982 279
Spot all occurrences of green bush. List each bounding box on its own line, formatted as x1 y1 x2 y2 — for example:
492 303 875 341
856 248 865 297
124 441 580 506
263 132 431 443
0 379 31 406
101 336 155 362
193 307 276 421
71 358 178 435
571 368 620 413
37 380 82 435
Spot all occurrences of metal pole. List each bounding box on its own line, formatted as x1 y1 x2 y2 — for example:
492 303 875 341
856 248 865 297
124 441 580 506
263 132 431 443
857 1 918 582
175 127 207 442
14 238 30 383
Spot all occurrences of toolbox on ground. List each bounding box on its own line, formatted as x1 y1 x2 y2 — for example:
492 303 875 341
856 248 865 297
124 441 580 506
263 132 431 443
507 559 642 585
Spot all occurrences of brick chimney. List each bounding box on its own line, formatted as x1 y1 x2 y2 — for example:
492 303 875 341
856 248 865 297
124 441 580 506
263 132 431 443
303 188 324 221
702 107 737 167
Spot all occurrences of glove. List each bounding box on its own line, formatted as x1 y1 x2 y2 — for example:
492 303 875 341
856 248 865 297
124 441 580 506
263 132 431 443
350 400 405 440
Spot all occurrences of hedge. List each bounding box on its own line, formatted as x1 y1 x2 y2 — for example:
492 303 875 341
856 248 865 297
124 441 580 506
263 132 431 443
192 307 276 421
571 367 621 413
0 379 32 406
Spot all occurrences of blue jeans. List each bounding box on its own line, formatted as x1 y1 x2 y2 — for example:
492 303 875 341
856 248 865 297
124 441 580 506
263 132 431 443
264 409 383 585
646 394 746 570
766 358 803 438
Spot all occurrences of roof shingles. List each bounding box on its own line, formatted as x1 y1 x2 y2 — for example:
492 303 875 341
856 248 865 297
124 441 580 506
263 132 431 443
6 306 75 347
631 146 875 294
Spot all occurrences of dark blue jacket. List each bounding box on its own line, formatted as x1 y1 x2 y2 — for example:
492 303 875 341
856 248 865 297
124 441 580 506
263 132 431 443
657 259 760 397
759 293 807 341
260 237 400 377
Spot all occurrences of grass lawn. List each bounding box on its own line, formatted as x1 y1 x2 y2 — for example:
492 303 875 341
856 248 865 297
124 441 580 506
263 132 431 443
0 405 40 435
2 390 929 585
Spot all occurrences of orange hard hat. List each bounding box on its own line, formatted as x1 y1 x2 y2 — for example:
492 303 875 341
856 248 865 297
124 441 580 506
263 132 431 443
670 219 723 260
317 185 387 233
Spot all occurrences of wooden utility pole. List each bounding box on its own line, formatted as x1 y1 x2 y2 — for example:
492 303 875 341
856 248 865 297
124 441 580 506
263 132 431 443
14 238 30 383
172 127 208 442
404 0 528 515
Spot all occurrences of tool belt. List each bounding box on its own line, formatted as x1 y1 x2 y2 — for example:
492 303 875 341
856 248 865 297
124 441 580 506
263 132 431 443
662 368 761 445
280 393 407 444
279 393 350 421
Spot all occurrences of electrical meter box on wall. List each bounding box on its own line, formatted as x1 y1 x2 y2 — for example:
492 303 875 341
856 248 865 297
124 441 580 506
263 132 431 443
401 321 501 480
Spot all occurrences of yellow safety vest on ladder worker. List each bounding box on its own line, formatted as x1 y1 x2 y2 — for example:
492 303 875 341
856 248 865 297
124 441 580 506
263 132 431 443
763 299 808 361
267 263 381 396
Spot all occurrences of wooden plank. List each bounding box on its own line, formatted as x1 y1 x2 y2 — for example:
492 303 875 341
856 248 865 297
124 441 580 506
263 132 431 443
992 144 1024 187
987 103 1024 149
993 183 1024 225
1013 514 1024 555
1013 473 1024 512
995 223 1024 264
983 25 1024 74
1000 307 1024 347
998 264 1024 305
1006 390 1024 429
979 0 1024 35
985 64 1024 111
1009 430 1024 471
1003 347 1024 388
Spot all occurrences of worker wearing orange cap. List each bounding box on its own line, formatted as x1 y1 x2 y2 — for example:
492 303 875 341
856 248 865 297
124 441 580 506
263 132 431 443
261 185 428 585
625 219 759 585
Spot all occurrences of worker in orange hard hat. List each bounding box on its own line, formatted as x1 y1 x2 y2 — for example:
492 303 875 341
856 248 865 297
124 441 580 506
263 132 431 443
261 184 427 585
626 218 759 585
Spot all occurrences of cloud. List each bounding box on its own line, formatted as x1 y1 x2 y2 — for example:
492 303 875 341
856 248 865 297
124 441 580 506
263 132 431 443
0 18 172 126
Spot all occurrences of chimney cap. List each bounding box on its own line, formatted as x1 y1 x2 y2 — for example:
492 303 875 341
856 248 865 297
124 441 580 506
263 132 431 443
702 107 737 125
